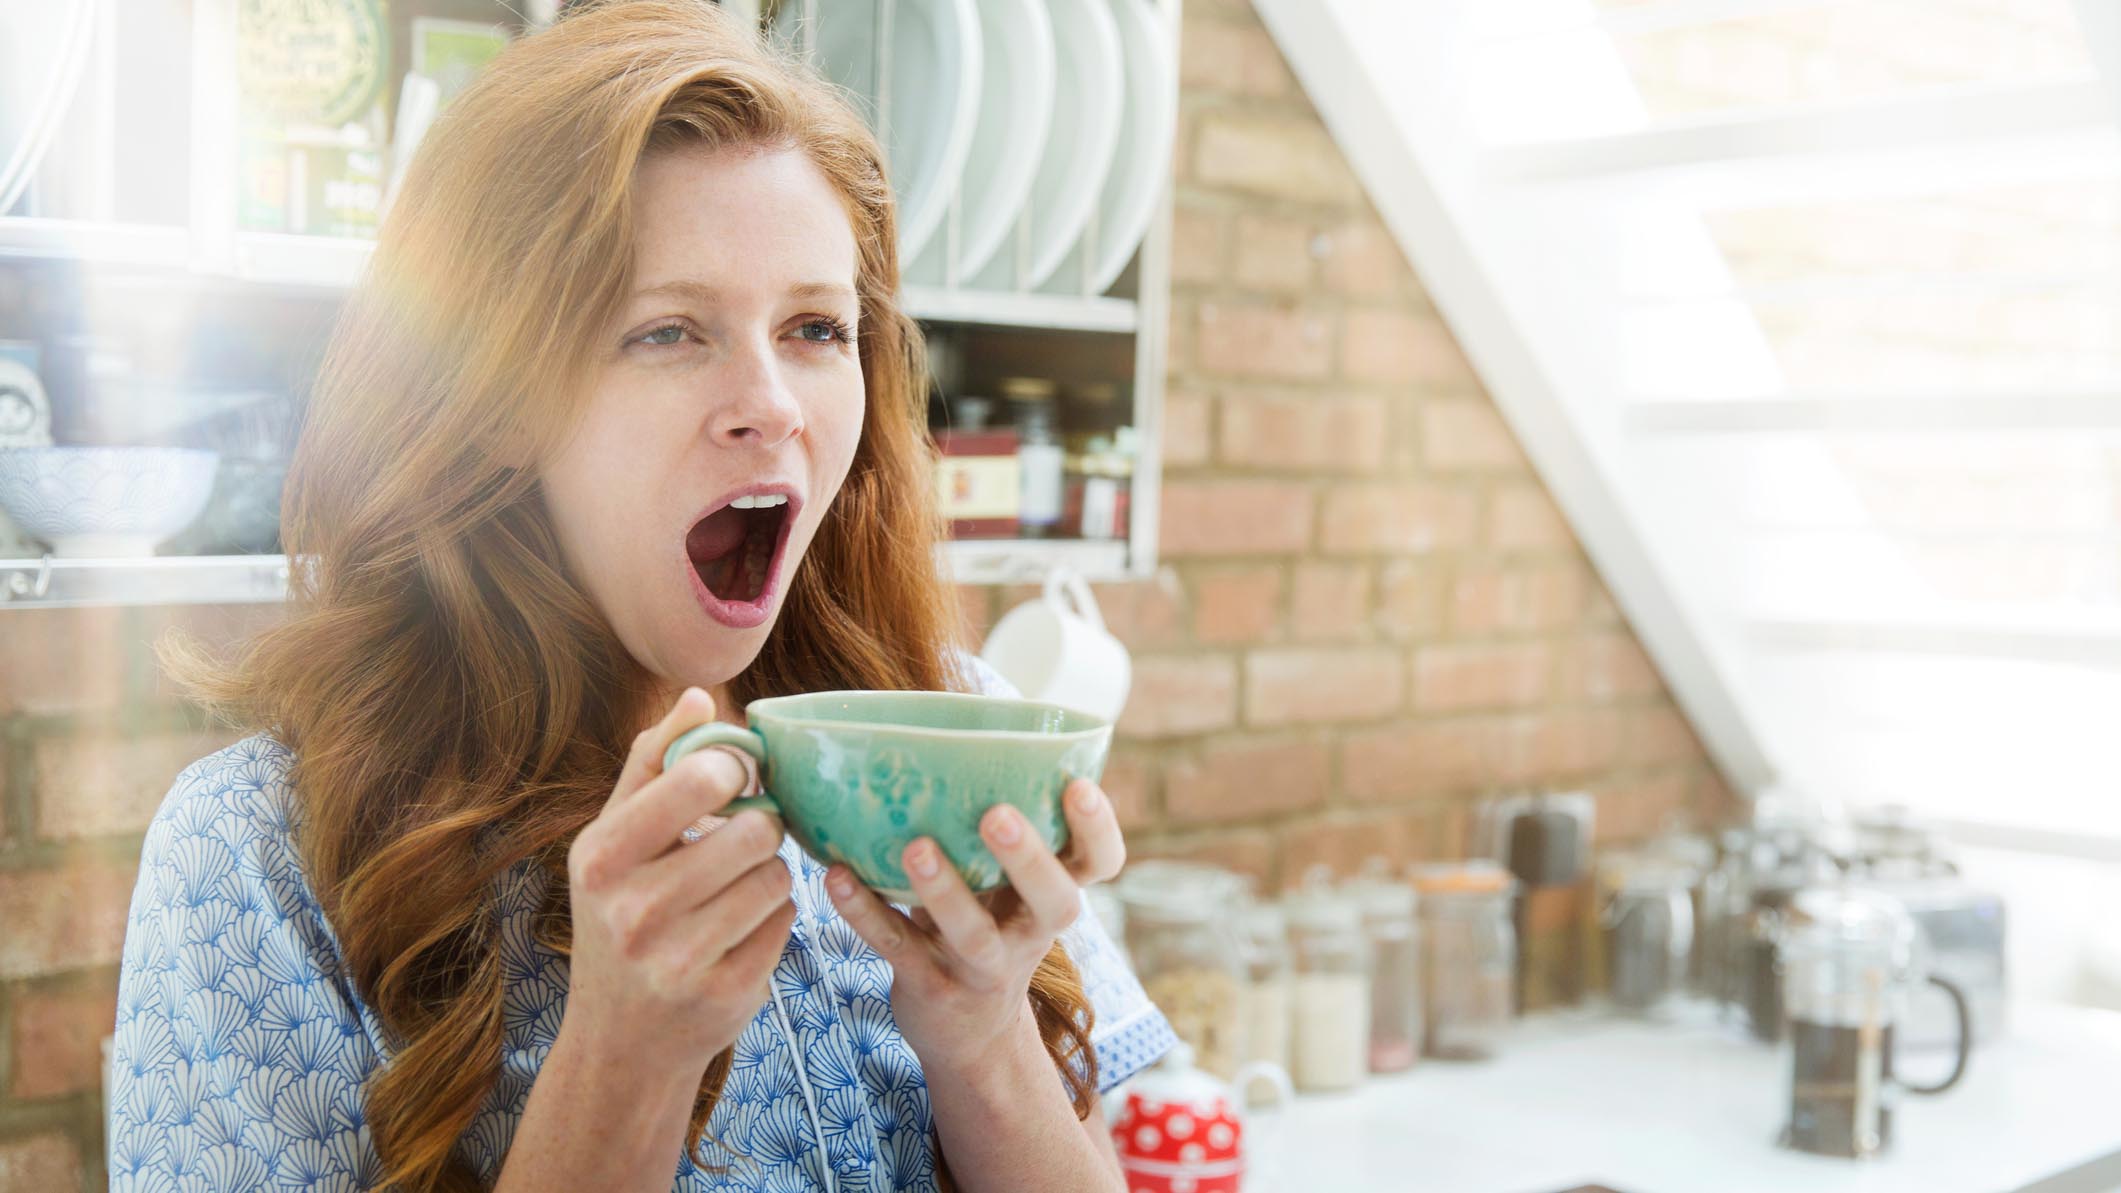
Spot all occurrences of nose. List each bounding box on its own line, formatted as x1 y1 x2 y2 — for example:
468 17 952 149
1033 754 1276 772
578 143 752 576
708 336 805 448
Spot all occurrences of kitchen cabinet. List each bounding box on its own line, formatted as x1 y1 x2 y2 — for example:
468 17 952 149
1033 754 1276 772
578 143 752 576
0 0 1176 606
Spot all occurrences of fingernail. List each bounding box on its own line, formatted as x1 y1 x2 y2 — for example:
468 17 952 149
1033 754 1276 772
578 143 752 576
986 805 1023 846
1069 783 1103 815
907 841 940 879
828 868 854 899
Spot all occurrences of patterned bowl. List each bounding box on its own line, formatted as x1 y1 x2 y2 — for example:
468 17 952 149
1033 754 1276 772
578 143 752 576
0 446 220 557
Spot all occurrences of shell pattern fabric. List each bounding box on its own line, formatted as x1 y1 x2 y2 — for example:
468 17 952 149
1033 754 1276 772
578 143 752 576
109 663 1174 1191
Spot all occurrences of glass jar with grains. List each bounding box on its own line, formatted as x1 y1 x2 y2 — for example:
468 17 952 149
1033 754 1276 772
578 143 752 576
1113 861 1249 1079
1283 872 1371 1093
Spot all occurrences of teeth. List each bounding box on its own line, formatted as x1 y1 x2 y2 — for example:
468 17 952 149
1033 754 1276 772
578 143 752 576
727 493 788 511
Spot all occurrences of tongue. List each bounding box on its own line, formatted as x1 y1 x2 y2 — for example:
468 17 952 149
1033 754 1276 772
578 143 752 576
686 506 748 564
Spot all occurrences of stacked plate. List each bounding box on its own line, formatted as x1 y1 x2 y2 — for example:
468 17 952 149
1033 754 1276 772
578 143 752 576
773 0 1176 297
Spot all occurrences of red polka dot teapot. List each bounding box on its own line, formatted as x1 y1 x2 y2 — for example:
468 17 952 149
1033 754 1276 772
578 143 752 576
1110 1040 1293 1193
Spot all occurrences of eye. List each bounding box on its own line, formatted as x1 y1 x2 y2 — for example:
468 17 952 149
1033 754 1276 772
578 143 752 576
635 323 689 348
794 316 856 346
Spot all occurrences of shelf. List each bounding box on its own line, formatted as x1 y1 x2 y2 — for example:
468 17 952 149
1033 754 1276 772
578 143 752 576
0 539 1131 610
0 220 1139 329
1627 388 2121 434
0 554 291 609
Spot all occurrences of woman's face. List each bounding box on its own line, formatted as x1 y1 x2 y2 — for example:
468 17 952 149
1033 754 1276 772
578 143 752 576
540 141 865 700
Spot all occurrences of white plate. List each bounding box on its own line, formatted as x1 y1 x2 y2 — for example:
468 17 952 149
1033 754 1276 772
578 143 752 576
904 0 1055 284
970 0 1123 291
774 0 983 265
1042 0 1177 295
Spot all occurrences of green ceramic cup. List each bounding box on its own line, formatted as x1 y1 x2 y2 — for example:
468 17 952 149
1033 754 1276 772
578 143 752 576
661 690 1113 903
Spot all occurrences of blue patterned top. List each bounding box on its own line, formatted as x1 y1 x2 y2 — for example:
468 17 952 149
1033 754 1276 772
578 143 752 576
109 671 1173 1191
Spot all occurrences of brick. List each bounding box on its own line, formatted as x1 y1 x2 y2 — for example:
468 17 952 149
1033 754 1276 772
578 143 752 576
1179 17 1250 93
1161 389 1212 468
1127 830 1274 887
34 726 235 840
1091 574 1189 652
1594 773 1692 845
1098 749 1157 830
1160 480 1313 556
1195 302 1333 380
1490 486 1573 552
1278 813 1425 889
1341 719 1504 801
1120 655 1239 740
1495 709 1624 784
1375 561 1446 639
1583 570 1622 624
1165 737 1332 824
1627 704 1703 767
0 859 136 979
1450 562 1586 635
1191 566 1282 644
1321 218 1410 298
1290 563 1369 641
1413 642 1552 712
1169 206 1226 286
11 975 120 1099
1559 632 1663 701
1319 483 1479 554
0 606 127 715
1340 309 1475 387
0 1133 81 1193
1193 113 1364 206
1244 648 1404 726
1231 214 1316 292
1218 394 1388 472
1695 767 1744 824
1421 400 1527 472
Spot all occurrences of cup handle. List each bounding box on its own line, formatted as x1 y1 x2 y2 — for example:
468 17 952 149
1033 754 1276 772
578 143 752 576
661 724 777 817
1043 566 1106 632
1898 973 1973 1096
1231 1060 1295 1158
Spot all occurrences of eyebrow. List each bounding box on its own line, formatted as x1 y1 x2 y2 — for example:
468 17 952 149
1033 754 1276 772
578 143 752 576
632 279 858 306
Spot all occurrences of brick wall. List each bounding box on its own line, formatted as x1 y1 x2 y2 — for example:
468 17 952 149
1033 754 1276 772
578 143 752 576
0 2 1733 1185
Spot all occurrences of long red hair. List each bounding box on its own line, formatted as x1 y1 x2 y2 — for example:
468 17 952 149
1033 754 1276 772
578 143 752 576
167 2 1095 1188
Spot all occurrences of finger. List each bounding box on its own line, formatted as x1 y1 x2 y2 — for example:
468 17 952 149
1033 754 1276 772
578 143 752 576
640 809 787 911
702 895 798 998
611 687 718 804
824 864 927 968
671 853 795 966
578 748 753 886
901 837 1007 973
1056 780 1126 886
981 804 1081 941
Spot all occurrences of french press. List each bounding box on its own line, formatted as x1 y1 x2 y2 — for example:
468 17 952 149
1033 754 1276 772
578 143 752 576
1775 885 1973 1158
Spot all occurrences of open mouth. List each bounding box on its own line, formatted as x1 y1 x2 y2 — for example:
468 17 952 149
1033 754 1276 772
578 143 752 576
685 490 795 625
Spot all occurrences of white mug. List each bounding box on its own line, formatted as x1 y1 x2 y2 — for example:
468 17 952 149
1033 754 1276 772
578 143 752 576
979 568 1130 722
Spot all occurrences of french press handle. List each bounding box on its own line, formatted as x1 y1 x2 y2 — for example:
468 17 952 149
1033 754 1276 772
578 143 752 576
1899 973 1973 1096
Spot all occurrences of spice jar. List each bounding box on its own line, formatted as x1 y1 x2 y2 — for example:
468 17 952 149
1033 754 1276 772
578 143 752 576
1115 861 1248 1079
1348 871 1422 1074
1411 861 1517 1061
1282 875 1370 1093
1233 900 1292 1073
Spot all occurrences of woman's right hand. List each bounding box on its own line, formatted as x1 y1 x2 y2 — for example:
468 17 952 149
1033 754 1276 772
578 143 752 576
562 686 796 1072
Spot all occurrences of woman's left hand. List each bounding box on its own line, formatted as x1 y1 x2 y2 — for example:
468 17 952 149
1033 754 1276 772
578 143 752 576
824 778 1125 1068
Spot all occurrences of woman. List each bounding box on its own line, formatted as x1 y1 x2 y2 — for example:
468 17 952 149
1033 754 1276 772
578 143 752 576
108 3 1173 1190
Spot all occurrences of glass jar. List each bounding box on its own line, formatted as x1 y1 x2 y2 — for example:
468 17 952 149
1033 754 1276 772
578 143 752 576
1233 900 1293 1073
1282 879 1370 1092
1349 875 1422 1074
1410 861 1517 1061
1598 856 1696 1016
1114 861 1248 1079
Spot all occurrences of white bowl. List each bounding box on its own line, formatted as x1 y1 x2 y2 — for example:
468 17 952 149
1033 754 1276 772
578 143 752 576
0 446 220 557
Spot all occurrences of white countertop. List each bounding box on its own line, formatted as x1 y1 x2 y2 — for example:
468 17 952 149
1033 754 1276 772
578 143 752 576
1244 1000 2121 1193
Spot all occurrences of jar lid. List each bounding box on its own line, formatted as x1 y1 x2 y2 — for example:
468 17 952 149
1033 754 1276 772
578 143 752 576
1113 860 1245 922
1344 878 1418 918
1235 899 1288 939
1281 885 1362 932
1780 885 1917 964
1409 859 1515 895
